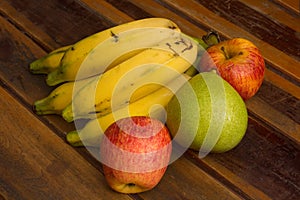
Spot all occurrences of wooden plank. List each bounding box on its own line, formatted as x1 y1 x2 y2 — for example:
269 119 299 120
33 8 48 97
108 0 208 36
191 0 299 59
80 0 134 24
249 77 300 145
0 0 115 51
264 69 300 100
274 0 300 14
140 156 244 200
186 153 273 200
105 0 154 19
0 0 59 51
188 116 300 200
246 96 300 144
240 0 300 32
0 14 78 139
0 86 132 200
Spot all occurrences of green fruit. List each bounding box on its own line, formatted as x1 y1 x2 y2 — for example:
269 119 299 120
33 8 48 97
166 72 248 156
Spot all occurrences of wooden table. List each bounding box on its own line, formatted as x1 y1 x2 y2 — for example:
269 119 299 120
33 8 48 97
0 0 299 199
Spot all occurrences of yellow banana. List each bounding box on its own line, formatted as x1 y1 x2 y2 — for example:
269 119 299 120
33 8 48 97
46 18 181 86
29 45 72 74
33 76 98 115
66 73 191 147
61 33 199 122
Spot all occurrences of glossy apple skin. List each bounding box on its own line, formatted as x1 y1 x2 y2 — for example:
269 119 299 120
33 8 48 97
199 38 265 100
100 116 172 194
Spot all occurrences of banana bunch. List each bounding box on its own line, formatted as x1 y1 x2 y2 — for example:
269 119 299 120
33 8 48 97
30 17 220 147
67 73 192 147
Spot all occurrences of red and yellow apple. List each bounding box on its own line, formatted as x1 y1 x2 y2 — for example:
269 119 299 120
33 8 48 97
199 37 265 100
100 116 172 194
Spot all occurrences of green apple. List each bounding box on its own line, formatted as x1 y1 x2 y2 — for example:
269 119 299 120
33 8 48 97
166 72 248 156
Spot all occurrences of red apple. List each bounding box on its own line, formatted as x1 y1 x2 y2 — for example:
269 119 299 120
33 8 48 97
100 116 172 194
199 38 265 100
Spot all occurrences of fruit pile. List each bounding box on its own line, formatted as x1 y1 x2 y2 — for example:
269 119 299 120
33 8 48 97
30 18 265 194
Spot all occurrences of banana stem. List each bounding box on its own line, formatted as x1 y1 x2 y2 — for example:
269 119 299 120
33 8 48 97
66 131 84 147
34 98 57 115
202 31 221 47
46 69 65 86
29 58 49 74
62 105 74 122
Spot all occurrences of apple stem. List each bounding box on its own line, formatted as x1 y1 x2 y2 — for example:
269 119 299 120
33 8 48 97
221 46 230 59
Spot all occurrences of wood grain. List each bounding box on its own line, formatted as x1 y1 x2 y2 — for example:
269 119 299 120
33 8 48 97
0 86 132 200
177 114 300 200
0 0 115 50
80 0 134 24
246 96 300 143
240 0 300 32
193 0 300 59
0 0 299 199
140 156 243 200
274 0 300 14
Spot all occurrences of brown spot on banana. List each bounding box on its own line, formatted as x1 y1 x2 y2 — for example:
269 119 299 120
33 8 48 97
110 31 119 42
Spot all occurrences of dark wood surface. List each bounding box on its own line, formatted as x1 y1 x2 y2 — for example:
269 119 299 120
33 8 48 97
0 0 299 199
